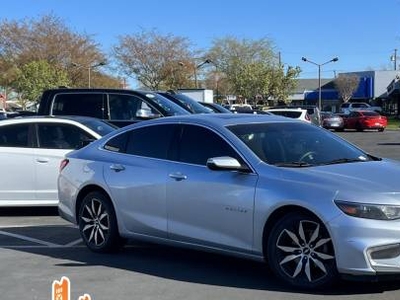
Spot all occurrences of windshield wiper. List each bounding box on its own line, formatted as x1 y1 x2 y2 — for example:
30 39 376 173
272 162 312 168
367 153 382 161
322 158 366 165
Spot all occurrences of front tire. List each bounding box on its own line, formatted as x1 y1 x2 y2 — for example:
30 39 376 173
78 191 123 253
267 212 337 289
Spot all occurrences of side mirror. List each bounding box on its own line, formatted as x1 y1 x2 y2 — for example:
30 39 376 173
206 156 250 172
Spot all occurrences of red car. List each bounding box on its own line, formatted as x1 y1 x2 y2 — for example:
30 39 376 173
343 110 387 131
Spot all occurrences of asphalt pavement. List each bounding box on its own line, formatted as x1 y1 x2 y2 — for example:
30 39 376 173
1 129 400 300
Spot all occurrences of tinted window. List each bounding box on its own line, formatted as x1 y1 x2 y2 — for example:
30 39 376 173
159 93 211 114
37 123 94 149
0 124 30 147
104 132 129 153
270 111 302 118
109 94 161 120
177 125 239 165
78 119 117 136
52 93 104 119
125 124 177 159
141 92 189 116
363 111 379 116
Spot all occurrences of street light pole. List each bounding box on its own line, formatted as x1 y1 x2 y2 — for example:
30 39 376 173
301 56 338 110
194 59 212 88
72 62 106 88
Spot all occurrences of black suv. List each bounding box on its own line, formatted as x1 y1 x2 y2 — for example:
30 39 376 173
37 88 189 127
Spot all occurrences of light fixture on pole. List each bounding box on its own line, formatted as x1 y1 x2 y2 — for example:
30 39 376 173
301 56 338 110
193 59 212 88
72 62 106 88
390 49 398 71
206 59 220 103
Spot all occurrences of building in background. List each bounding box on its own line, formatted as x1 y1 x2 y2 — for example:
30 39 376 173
293 70 400 114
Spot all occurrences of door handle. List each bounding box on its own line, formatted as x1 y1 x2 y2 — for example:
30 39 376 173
36 158 49 163
169 172 187 181
110 164 125 172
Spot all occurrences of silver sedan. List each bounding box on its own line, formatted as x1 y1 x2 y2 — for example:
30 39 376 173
58 113 400 289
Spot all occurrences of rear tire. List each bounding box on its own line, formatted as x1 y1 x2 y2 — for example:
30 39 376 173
78 191 123 253
267 212 337 289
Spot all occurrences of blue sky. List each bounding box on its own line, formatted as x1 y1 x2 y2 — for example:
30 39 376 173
2 0 400 84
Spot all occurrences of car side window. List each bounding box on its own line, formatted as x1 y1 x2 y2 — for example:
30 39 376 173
37 123 94 149
104 132 129 153
52 93 104 119
125 124 177 159
109 94 161 120
0 124 30 147
177 125 239 166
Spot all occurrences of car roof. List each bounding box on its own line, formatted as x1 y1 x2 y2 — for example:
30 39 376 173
267 108 307 112
121 112 297 129
0 115 105 125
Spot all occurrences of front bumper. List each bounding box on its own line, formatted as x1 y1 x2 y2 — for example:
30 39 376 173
329 214 400 276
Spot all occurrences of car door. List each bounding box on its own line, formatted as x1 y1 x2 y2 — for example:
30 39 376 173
34 122 95 203
345 111 359 128
102 124 177 238
0 123 36 204
166 124 258 252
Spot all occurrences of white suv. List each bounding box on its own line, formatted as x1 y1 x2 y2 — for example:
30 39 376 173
340 102 382 114
266 108 312 123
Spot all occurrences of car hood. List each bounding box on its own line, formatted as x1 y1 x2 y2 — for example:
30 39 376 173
276 159 400 204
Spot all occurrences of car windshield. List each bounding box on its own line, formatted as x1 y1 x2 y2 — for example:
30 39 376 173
161 93 212 114
227 122 375 167
79 119 118 136
143 93 190 116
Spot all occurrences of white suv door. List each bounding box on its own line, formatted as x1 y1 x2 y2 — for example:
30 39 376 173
0 123 37 205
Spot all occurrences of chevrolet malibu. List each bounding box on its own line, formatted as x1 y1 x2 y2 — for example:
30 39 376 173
58 113 400 289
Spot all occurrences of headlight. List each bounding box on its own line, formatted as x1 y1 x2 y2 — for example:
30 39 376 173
335 200 400 220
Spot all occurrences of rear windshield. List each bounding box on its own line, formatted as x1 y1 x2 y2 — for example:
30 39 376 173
79 119 117 136
269 111 302 118
362 111 379 116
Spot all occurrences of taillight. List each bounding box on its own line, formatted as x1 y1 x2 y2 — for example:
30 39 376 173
59 159 69 172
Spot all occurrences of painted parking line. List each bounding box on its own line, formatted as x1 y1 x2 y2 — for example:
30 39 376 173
0 224 83 248
0 230 61 247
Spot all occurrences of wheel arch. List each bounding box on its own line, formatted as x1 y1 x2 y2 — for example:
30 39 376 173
262 205 324 258
75 184 113 225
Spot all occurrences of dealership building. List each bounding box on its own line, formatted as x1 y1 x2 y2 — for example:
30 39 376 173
291 70 400 115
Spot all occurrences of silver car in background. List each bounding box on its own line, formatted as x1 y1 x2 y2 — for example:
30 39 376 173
58 114 400 289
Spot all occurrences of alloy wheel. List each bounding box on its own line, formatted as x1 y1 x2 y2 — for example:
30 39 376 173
276 220 335 283
268 212 337 289
80 197 110 247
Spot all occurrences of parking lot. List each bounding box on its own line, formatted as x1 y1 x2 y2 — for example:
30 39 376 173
1 129 400 300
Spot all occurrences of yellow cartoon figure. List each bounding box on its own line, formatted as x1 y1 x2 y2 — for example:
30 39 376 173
52 276 70 300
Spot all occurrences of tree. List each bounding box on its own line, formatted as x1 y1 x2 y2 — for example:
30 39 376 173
14 60 70 109
0 14 115 88
267 66 301 103
206 36 300 104
113 29 195 90
334 74 360 103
